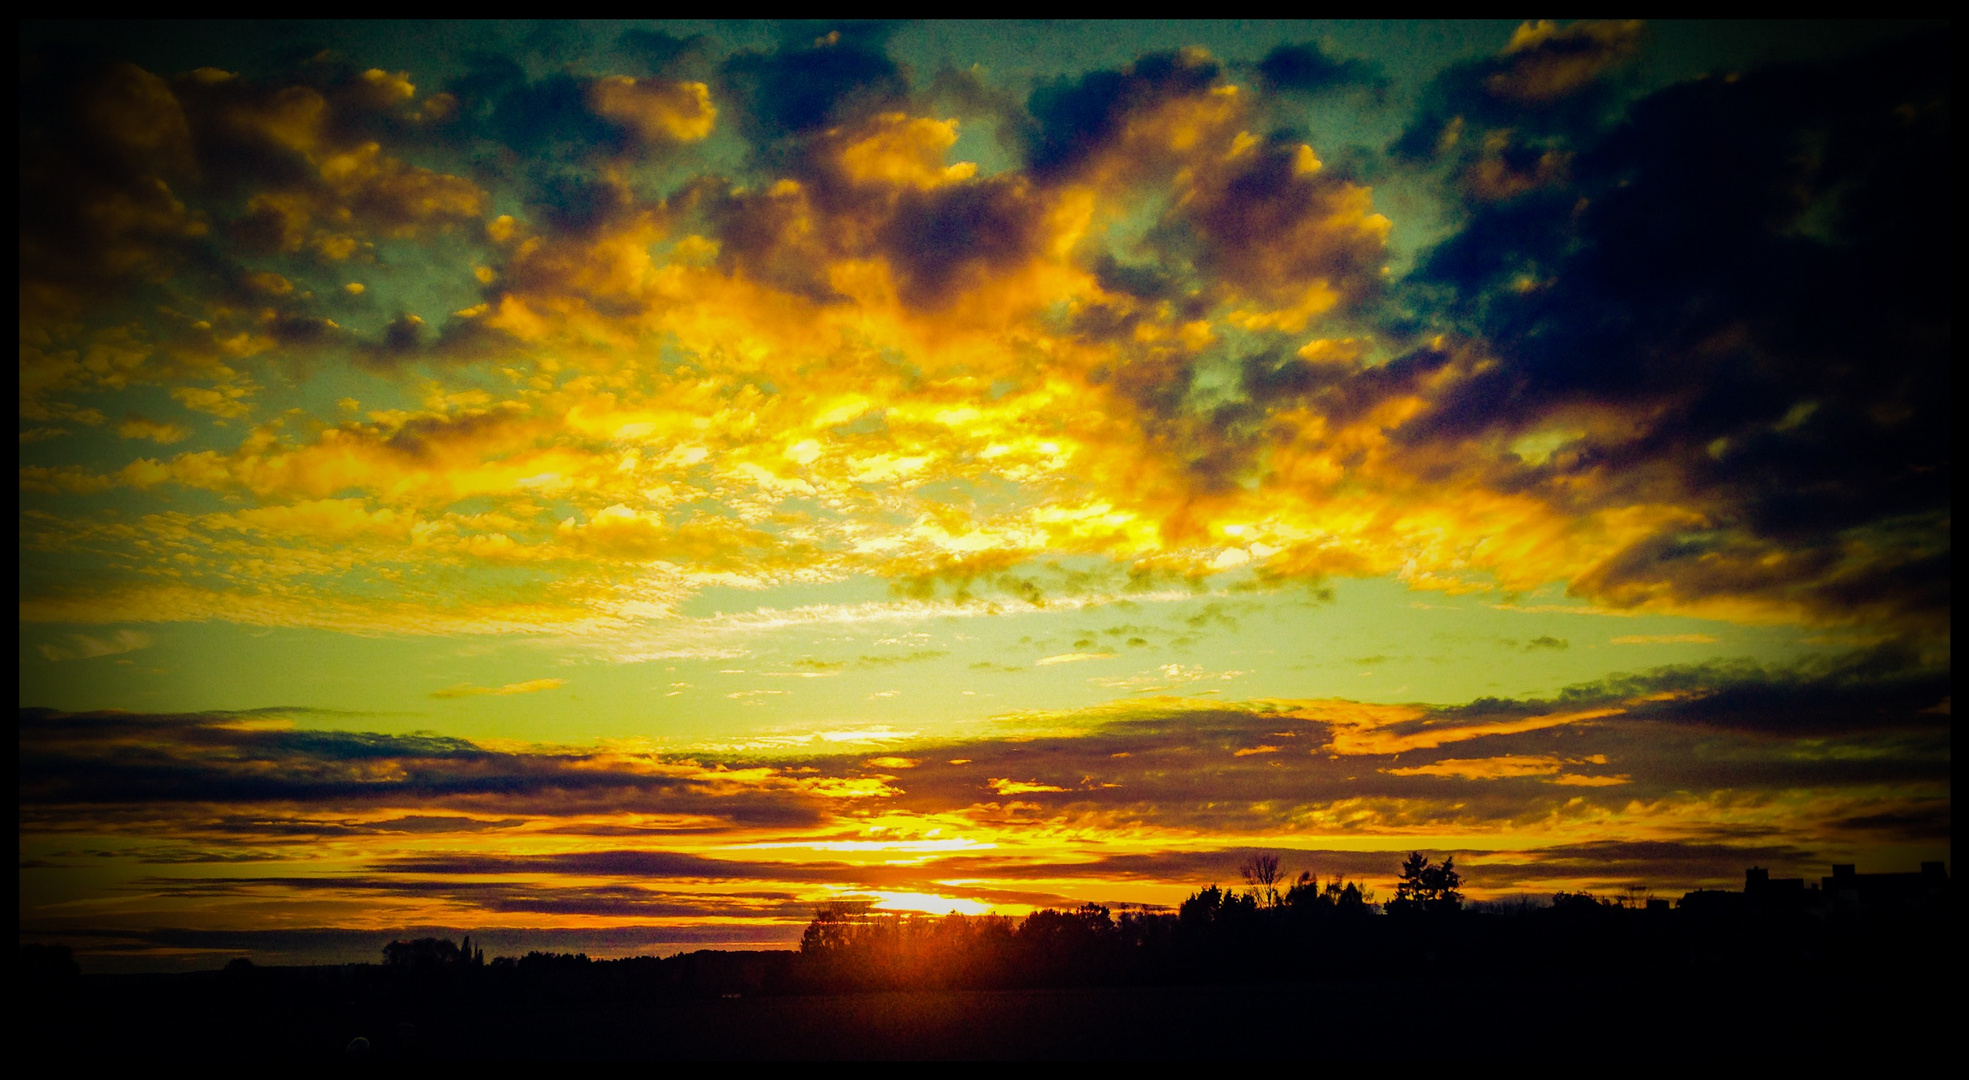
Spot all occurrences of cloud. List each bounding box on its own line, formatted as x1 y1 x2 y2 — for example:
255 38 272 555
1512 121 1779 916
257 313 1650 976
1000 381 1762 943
877 172 1058 310
1156 131 1391 321
1037 652 1115 666
1252 43 1386 98
617 28 709 77
1383 755 1564 780
1323 705 1626 757
13 28 1952 972
720 28 908 146
119 872 827 922
1022 49 1225 182
38 630 153 662
1611 635 1717 645
1393 32 1949 636
18 53 483 435
117 415 190 444
18 707 842 828
588 76 716 145
853 650 949 667
18 30 1948 656
19 649 1950 958
1391 20 1645 161
430 678 566 699
1448 837 1821 893
1486 20 1646 104
988 778 1070 795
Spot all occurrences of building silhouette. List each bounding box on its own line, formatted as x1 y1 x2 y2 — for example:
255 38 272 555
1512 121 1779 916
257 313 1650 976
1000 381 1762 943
1821 862 1949 913
1678 862 1947 914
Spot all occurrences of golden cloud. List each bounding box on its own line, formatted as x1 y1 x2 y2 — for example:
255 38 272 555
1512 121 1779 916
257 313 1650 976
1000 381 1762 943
989 778 1071 795
18 45 1937 647
1385 754 1564 779
1325 707 1627 757
589 77 717 144
116 416 191 444
430 678 566 699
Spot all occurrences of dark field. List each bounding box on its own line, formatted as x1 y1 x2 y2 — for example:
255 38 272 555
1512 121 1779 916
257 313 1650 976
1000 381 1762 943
28 973 1950 1060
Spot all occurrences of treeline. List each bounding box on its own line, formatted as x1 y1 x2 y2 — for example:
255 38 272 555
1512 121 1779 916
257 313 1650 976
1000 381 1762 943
787 851 1940 992
794 857 1384 991
345 851 1938 997
32 853 1942 1005
16 853 1951 1060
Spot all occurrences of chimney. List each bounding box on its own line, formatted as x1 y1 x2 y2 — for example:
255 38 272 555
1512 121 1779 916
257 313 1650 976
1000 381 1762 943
1745 867 1769 890
1831 864 1856 883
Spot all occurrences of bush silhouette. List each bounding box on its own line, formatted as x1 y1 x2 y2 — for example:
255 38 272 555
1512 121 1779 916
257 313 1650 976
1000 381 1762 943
383 936 484 968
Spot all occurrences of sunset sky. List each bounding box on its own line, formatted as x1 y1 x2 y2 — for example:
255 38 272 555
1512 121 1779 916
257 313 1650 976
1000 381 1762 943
20 20 1949 970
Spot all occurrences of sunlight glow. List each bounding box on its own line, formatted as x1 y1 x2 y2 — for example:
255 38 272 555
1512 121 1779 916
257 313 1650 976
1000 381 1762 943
867 892 998 917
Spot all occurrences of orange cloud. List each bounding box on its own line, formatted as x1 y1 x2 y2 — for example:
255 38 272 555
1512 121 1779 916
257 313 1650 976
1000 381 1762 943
1325 707 1627 757
989 778 1070 795
1384 755 1563 780
1550 773 1630 787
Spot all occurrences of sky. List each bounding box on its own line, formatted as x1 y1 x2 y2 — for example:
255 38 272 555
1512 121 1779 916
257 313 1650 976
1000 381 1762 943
19 19 1950 970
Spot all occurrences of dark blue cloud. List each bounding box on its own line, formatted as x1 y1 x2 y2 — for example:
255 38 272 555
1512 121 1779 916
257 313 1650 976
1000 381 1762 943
1023 50 1221 181
720 30 908 146
616 27 707 77
16 709 825 827
1391 34 1950 632
1390 21 1644 161
1252 42 1386 98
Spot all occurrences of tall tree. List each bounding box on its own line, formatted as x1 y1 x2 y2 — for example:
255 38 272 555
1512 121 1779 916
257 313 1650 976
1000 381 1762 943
1391 852 1462 915
1241 853 1286 907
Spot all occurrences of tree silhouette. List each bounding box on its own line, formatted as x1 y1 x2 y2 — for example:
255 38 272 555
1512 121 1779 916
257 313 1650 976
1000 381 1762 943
1241 853 1286 907
1422 856 1462 914
20 943 80 984
800 904 860 955
382 936 482 968
1391 851 1428 914
1285 871 1319 908
1391 852 1463 915
1179 883 1229 928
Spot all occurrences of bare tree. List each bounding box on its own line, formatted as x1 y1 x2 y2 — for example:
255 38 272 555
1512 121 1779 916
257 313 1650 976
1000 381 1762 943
1241 852 1285 907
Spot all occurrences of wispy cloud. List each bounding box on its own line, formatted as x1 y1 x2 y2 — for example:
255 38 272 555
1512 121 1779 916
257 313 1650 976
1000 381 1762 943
1037 652 1115 666
430 678 565 699
19 649 1951 964
38 630 153 662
